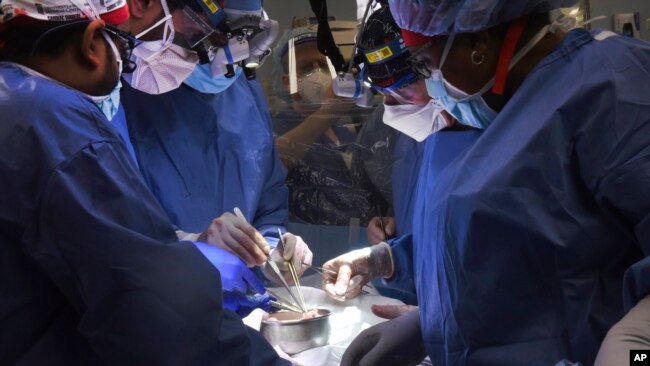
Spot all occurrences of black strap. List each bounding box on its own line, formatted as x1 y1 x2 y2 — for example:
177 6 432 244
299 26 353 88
308 0 346 72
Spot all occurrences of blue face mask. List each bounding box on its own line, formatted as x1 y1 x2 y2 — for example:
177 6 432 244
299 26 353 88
425 24 551 129
424 32 496 129
425 70 496 129
90 80 122 121
89 32 123 121
183 63 243 94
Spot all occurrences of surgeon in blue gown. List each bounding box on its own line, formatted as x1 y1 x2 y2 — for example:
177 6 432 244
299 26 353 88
0 2 288 364
329 0 650 365
323 5 483 310
120 54 313 285
360 5 446 248
116 0 313 285
121 72 288 238
355 5 433 306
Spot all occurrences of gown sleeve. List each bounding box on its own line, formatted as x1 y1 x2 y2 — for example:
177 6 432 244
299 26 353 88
571 41 650 309
384 234 416 294
25 140 288 365
247 79 290 248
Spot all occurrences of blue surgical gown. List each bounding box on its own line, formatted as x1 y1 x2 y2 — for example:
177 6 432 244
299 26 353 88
120 74 288 246
374 111 426 304
388 129 482 300
110 104 138 166
391 132 425 235
0 63 288 366
350 105 422 303
408 29 650 365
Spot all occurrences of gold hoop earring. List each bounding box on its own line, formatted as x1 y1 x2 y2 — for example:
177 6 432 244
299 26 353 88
471 51 485 65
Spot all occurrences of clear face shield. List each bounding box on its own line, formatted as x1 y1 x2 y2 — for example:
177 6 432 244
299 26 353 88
371 76 422 105
286 36 337 104
164 0 227 64
177 5 218 48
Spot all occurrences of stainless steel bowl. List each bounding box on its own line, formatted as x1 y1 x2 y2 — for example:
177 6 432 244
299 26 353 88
260 308 331 355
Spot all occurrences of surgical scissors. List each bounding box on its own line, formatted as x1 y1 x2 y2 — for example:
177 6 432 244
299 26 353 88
303 262 372 294
278 228 309 312
233 207 307 312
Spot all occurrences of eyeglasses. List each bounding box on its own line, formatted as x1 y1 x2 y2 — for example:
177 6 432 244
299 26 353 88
405 42 434 79
373 78 423 105
103 24 142 73
405 36 446 79
370 73 419 95
406 55 431 79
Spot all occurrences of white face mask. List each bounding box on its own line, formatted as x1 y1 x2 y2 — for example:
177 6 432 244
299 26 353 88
383 99 450 142
125 0 198 94
297 68 332 104
127 40 199 94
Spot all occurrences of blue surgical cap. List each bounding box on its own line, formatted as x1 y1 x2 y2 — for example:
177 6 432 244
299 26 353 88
388 0 579 35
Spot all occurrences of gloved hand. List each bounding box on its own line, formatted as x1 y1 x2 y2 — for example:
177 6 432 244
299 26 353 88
192 242 266 293
595 295 650 366
367 216 396 245
262 233 313 285
198 212 270 267
371 304 418 320
341 309 426 366
322 242 394 300
194 242 275 316
223 291 274 318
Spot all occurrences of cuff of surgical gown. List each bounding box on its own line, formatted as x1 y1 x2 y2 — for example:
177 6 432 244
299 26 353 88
176 230 201 242
189 241 226 269
382 234 415 293
624 256 650 311
258 224 283 249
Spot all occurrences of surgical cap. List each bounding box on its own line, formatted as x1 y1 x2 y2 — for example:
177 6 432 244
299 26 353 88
388 0 579 35
0 0 129 25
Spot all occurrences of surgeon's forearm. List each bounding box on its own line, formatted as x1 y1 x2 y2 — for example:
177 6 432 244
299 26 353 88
276 108 336 168
595 295 650 366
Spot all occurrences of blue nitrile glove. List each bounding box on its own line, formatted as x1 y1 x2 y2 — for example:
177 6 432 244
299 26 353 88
193 241 266 293
193 242 274 316
224 291 275 317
